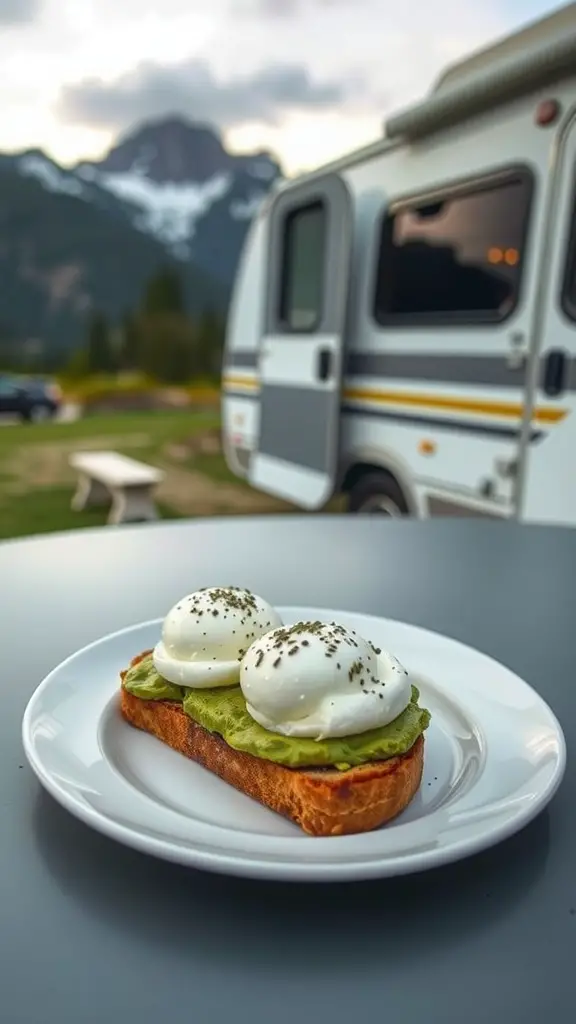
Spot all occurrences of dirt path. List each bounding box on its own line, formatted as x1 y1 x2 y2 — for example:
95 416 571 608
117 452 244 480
155 461 292 516
1 434 151 495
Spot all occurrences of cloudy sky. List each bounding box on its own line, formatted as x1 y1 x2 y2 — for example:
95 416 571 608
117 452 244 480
0 0 562 173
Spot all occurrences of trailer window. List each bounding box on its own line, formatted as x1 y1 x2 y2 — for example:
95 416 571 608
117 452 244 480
279 201 326 331
374 173 532 325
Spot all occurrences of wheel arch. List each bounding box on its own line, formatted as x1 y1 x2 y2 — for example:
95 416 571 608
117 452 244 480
338 447 419 516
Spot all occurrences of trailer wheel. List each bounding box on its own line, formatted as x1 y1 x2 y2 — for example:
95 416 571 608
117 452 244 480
348 471 409 516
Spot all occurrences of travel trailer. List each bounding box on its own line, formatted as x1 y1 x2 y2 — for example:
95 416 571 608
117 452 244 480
221 4 576 526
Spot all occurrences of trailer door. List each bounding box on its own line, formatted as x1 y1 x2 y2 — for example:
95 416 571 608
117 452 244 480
249 174 352 509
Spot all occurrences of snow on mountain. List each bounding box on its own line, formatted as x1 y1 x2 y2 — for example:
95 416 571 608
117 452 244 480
9 149 144 226
229 194 265 220
77 162 233 253
18 152 86 198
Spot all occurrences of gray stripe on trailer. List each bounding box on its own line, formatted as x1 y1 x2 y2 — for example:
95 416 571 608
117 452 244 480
427 497 505 518
258 385 335 473
225 349 525 385
225 350 259 370
349 352 576 392
225 351 529 387
346 352 527 387
224 350 576 393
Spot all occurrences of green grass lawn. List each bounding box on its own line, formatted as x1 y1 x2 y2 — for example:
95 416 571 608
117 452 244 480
0 408 219 453
0 485 182 539
0 409 234 540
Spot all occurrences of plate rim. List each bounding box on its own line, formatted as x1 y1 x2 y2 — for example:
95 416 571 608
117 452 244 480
22 608 567 882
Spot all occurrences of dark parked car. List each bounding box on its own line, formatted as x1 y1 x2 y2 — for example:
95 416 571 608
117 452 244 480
0 375 62 422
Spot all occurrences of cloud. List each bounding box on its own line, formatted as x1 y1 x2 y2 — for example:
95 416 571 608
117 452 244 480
233 0 350 14
0 0 40 23
0 0 516 172
247 0 298 13
58 58 356 132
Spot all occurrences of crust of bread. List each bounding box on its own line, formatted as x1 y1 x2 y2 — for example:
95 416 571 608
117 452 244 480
120 652 425 837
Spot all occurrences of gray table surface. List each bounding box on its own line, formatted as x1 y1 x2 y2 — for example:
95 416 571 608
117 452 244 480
2 516 574 1024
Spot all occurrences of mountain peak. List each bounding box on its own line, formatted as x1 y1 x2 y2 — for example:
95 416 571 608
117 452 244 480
132 114 216 137
87 116 223 184
76 115 282 186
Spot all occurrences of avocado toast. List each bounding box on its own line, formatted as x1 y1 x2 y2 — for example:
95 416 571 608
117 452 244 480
121 649 430 837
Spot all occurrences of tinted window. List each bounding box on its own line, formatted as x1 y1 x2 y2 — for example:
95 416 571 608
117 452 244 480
279 201 326 331
374 173 532 324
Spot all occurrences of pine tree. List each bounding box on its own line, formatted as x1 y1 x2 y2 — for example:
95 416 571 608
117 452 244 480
138 313 196 383
142 267 185 316
119 310 141 371
87 311 115 374
137 267 194 382
62 346 90 380
194 309 225 379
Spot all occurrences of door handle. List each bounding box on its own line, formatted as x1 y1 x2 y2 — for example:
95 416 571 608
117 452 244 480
542 348 568 397
317 348 332 382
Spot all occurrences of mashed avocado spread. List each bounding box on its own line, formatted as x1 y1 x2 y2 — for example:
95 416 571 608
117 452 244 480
123 653 431 770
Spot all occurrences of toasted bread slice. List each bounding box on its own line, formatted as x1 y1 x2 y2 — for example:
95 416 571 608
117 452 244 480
120 654 425 837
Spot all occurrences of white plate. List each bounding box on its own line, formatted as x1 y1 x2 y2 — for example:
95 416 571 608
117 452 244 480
22 608 566 882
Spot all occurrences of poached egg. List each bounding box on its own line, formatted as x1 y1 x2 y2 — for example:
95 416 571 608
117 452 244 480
240 620 412 739
153 586 283 688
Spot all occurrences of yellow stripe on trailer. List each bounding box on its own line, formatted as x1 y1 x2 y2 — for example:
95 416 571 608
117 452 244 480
221 375 568 425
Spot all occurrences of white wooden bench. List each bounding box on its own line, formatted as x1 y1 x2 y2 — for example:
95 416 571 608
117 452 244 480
69 450 165 525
